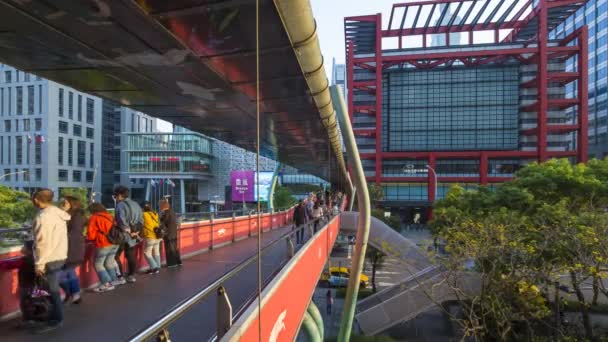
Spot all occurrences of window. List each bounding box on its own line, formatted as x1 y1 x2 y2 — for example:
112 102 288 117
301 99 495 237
27 86 34 114
0 136 3 163
77 95 82 121
1 88 3 116
7 88 11 116
58 88 64 117
35 118 41 131
77 140 86 166
3 169 10 181
68 92 73 119
23 119 30 131
24 73 30 82
90 142 94 168
72 170 81 182
15 136 22 164
4 120 10 132
38 85 42 113
16 71 20 82
58 121 68 133
7 137 11 164
73 124 82 137
86 98 94 124
58 137 64 165
16 86 22 115
58 169 68 182
4 71 11 83
86 171 94 182
35 140 41 164
86 127 94 139
23 169 29 182
131 113 135 131
68 139 73 165
35 168 41 181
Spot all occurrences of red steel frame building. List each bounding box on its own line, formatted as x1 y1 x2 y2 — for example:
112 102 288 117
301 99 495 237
345 0 589 216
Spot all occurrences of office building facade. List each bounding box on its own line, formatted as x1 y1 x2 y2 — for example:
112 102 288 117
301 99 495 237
345 0 589 221
553 0 607 158
0 64 102 197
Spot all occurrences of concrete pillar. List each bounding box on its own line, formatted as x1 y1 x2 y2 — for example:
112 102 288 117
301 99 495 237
180 179 186 214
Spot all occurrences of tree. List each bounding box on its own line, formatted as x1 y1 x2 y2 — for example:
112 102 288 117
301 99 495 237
0 185 35 227
368 183 384 204
366 246 386 293
273 186 297 209
431 159 608 340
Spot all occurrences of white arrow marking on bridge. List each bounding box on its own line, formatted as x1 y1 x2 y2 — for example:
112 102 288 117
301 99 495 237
218 228 226 236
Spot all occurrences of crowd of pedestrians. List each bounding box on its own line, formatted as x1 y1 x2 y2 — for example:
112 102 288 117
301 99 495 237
292 191 343 244
18 186 181 334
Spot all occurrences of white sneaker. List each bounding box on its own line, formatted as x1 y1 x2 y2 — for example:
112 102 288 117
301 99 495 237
126 275 137 283
111 278 127 286
93 284 115 293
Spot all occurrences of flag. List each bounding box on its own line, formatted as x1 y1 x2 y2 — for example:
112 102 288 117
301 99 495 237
35 135 45 143
150 179 156 187
159 179 163 186
167 179 175 187
27 135 32 144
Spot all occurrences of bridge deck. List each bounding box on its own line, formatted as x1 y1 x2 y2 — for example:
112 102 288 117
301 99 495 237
1 225 295 342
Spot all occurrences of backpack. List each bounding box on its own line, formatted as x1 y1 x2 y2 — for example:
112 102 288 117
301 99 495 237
98 214 125 245
123 200 143 233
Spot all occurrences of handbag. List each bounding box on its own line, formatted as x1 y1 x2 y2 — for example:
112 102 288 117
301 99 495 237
154 225 166 239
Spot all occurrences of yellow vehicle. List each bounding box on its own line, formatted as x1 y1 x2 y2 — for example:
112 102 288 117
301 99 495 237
320 266 369 288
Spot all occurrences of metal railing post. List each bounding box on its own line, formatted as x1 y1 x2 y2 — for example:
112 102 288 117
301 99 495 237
287 237 295 258
248 213 252 237
217 286 232 340
210 213 214 250
232 212 236 242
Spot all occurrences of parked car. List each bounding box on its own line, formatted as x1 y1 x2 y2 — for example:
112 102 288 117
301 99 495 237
320 266 369 288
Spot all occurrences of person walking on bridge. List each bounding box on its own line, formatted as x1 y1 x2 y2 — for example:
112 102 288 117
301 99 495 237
113 186 143 284
293 200 306 244
31 189 70 333
142 201 161 274
160 199 181 268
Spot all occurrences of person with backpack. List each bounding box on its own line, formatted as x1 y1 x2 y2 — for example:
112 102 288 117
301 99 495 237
31 189 70 333
87 203 121 292
113 185 143 283
160 199 181 267
58 196 85 304
142 201 161 274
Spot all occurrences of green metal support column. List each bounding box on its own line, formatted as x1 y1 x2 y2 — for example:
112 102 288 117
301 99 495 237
307 301 324 340
331 86 371 341
268 162 280 210
302 311 322 342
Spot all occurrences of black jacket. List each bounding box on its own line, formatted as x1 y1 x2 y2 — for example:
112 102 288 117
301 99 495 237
160 209 178 240
65 210 86 267
294 205 306 226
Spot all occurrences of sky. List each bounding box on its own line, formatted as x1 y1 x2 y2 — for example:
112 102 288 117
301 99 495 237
310 0 397 73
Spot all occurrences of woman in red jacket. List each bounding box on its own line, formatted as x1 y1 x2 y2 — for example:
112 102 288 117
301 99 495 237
87 203 122 292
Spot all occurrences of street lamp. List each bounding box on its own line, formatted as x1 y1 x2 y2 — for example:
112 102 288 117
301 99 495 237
0 170 28 181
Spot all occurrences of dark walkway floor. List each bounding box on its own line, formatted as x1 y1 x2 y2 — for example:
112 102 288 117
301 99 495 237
1 225 297 342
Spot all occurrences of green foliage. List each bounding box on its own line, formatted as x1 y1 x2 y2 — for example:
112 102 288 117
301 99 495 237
273 186 297 209
0 185 35 227
366 247 386 293
371 208 401 231
431 158 608 340
368 183 384 203
58 187 90 208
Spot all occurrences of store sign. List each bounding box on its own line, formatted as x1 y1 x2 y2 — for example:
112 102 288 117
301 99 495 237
231 171 254 202
149 156 180 162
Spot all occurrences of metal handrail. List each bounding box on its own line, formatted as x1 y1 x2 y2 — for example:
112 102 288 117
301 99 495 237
128 215 330 342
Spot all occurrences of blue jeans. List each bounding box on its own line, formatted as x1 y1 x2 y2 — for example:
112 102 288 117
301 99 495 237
95 245 119 284
59 266 81 296
45 260 65 324
144 239 162 269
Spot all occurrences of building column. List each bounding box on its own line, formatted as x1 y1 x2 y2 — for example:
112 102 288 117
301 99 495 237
480 153 488 185
375 13 383 185
537 0 548 162
180 179 186 214
577 26 589 163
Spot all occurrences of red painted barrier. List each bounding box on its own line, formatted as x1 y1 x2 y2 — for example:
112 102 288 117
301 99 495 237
225 215 340 341
0 208 295 320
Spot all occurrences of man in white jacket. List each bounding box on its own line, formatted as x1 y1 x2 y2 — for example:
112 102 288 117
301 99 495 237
31 189 70 333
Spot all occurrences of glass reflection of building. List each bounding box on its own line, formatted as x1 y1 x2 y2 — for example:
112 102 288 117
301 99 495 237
124 132 214 213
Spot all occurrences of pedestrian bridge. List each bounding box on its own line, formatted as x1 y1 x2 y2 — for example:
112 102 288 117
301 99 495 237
0 207 343 341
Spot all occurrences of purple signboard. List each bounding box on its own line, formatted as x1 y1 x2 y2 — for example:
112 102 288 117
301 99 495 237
231 171 255 202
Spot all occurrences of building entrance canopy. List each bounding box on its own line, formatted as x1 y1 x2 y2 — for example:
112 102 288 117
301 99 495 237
0 0 346 184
